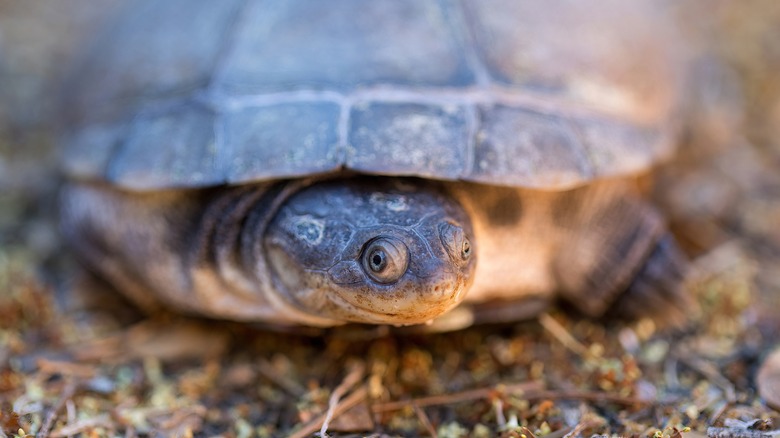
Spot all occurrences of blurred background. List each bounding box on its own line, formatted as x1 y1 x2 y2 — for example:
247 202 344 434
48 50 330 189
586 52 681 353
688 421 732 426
3 0 778 329
0 1 122 260
1 1 780 436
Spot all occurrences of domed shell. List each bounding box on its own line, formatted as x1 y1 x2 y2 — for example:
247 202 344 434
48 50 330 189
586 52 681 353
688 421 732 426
62 0 687 191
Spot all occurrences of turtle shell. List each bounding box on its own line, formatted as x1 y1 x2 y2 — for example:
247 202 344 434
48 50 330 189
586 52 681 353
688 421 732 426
62 0 686 191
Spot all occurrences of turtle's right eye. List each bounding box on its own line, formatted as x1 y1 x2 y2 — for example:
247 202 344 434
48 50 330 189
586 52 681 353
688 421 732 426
361 237 409 284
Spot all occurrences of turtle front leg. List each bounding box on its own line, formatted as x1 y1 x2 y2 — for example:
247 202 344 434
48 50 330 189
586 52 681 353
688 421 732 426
608 234 693 326
551 185 693 325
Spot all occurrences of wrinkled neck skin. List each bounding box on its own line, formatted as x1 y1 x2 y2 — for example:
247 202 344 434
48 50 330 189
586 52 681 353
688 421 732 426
63 175 679 329
262 177 476 326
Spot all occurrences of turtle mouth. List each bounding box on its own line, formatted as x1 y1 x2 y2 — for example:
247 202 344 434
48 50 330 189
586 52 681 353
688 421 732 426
328 269 471 325
332 292 466 325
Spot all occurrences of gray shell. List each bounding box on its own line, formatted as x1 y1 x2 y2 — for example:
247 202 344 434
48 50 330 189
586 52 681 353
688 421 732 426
62 0 686 191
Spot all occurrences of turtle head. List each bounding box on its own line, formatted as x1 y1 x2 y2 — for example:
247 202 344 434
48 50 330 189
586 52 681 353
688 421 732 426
263 178 476 325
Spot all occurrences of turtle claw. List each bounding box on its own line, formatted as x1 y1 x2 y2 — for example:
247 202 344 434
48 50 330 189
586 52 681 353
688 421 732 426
609 235 696 328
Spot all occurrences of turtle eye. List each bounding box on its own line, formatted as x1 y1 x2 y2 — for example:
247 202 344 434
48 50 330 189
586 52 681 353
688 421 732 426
461 239 471 260
361 237 409 284
440 222 471 262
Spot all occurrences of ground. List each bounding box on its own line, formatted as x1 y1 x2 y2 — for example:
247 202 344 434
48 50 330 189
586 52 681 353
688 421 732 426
1 2 780 437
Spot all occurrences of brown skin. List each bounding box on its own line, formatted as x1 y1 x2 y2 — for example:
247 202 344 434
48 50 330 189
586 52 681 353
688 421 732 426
60 175 690 328
450 177 691 328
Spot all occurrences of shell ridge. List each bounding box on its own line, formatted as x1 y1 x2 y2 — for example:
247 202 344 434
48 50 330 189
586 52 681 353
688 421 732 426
204 0 255 96
200 0 248 186
462 104 479 180
337 98 352 170
104 110 144 185
438 0 487 181
106 101 221 189
97 126 130 186
66 0 681 191
89 85 649 126
448 0 493 88
558 116 596 181
213 106 230 185
87 86 662 190
565 115 608 180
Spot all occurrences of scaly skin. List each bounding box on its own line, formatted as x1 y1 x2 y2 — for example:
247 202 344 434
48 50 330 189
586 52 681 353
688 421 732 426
61 176 689 328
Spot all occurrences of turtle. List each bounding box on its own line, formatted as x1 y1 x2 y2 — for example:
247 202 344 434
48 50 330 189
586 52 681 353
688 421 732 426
59 0 692 330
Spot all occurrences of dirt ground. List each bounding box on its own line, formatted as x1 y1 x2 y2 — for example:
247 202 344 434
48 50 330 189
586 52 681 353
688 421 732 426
1 2 780 437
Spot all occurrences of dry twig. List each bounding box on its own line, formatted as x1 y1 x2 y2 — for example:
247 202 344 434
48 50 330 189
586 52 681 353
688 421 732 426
49 414 112 438
289 386 369 438
374 383 657 413
562 419 604 438
707 427 780 438
544 426 575 438
257 358 306 397
36 359 96 379
493 398 506 429
38 380 78 438
538 313 589 356
320 362 366 436
413 403 438 438
678 354 737 402
526 390 658 406
372 381 543 412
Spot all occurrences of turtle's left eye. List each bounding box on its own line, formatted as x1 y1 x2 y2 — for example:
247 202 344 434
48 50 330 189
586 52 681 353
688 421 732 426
439 222 472 262
461 239 471 260
361 237 409 284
